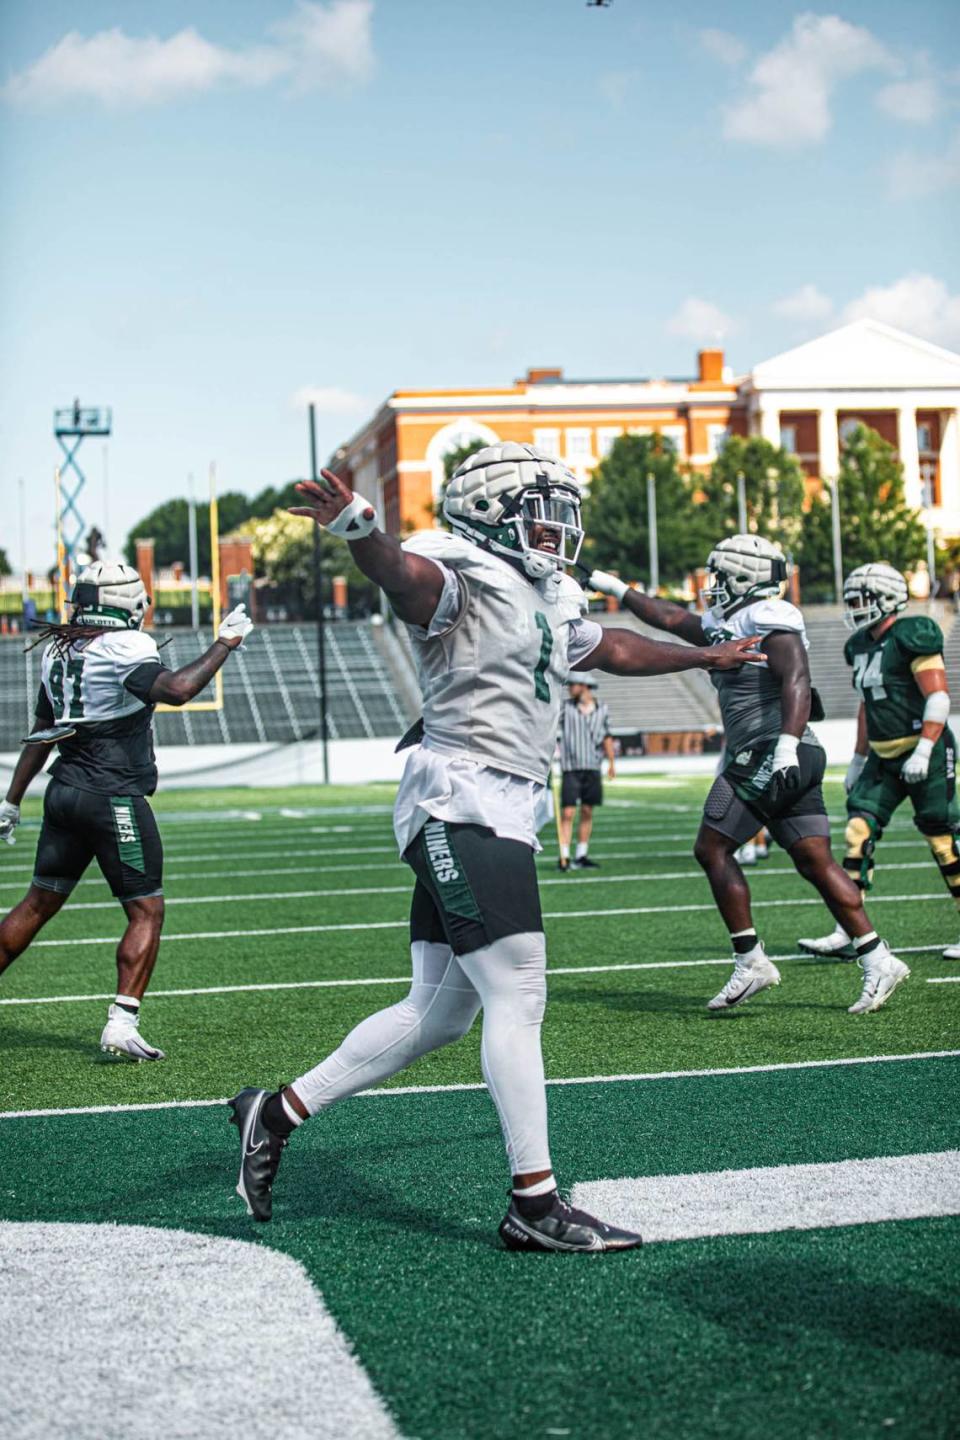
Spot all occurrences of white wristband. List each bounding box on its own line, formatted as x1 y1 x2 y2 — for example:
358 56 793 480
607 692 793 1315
921 690 950 726
325 493 378 539
588 570 628 604
912 737 934 762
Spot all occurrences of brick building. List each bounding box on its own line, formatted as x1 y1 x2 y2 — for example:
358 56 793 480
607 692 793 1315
328 319 960 540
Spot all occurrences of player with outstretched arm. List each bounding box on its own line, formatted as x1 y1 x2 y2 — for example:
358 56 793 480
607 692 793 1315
589 536 909 1015
226 444 764 1252
0 563 252 1060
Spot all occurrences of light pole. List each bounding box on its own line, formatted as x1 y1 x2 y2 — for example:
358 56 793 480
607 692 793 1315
830 472 844 605
736 470 747 533
646 471 659 593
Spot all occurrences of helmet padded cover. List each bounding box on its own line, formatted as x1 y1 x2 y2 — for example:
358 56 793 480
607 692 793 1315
707 533 786 597
443 443 581 528
843 562 908 614
72 561 149 628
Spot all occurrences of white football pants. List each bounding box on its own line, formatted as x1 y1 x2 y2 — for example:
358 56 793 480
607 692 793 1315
290 932 552 1176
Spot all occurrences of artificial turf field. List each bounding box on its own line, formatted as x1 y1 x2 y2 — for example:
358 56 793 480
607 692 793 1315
1 774 959 1439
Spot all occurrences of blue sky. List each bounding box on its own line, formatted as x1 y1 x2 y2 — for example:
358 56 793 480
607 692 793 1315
1 0 957 571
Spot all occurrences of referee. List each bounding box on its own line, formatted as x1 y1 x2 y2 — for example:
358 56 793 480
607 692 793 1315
557 676 615 871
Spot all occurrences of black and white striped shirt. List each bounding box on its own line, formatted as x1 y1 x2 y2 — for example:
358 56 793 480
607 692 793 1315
558 698 611 772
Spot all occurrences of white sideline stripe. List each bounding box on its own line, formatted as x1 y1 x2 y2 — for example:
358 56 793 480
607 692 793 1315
928 976 960 983
26 892 949 949
571 1150 960 1243
2 1050 956 1120
1 944 950 1008
47 861 939 913
0 1224 400 1440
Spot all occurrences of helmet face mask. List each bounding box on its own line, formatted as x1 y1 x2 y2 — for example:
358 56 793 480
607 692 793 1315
842 563 908 632
443 444 584 581
703 534 788 617
70 563 150 630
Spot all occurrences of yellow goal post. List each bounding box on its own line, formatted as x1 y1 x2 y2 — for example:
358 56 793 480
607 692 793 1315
156 462 223 713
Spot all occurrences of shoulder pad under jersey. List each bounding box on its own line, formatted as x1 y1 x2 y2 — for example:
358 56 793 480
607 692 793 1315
96 629 161 664
401 529 484 567
748 598 805 633
891 613 944 657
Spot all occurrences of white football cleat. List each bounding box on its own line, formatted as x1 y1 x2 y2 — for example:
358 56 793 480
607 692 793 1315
942 941 960 960
735 842 757 866
797 923 856 960
848 947 910 1015
100 1004 165 1062
708 948 781 1011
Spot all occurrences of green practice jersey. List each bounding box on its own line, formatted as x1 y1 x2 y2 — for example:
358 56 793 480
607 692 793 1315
843 614 944 753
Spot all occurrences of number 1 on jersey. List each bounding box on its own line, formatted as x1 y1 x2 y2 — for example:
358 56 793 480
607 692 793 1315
533 613 553 702
48 657 86 720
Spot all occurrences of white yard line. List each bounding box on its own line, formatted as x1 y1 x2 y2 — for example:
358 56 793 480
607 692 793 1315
44 861 936 913
572 1150 960 1242
27 891 947 949
2 1049 957 1120
927 975 960 984
0 943 950 1008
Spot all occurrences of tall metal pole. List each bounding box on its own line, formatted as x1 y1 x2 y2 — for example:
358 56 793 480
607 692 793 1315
187 472 199 629
309 403 330 785
102 444 110 557
830 475 844 605
736 471 747 533
646 471 659 594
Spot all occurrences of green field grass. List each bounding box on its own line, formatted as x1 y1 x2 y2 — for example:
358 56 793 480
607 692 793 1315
2 777 959 1439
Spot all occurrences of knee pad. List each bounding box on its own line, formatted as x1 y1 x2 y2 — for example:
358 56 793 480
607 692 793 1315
924 833 960 910
844 814 878 891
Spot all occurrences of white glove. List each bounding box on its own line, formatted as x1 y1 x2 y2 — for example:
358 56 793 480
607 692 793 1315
218 604 254 649
588 569 628 603
0 800 20 846
901 738 933 784
845 752 867 794
768 733 801 792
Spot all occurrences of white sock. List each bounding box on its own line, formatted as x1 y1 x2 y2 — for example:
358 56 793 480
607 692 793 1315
513 1173 556 1198
280 1092 305 1128
559 843 570 860
575 842 588 860
114 994 140 1016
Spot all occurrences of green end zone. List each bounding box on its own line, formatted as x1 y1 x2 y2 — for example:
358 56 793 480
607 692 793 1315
2 779 960 1437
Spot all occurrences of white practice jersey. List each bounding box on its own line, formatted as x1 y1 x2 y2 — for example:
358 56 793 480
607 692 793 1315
393 532 601 853
40 630 162 726
701 596 817 754
37 629 165 795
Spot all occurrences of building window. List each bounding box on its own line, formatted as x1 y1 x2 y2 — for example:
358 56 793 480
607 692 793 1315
917 422 934 453
706 425 729 460
566 428 592 463
533 428 560 457
661 424 687 457
597 427 622 459
780 423 797 454
839 417 862 445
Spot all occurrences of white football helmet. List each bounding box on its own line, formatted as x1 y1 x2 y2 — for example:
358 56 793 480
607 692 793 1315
842 563 908 632
443 443 584 581
70 562 150 630
703 534 788 617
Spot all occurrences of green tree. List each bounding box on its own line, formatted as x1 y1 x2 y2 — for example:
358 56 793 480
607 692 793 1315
235 509 376 612
581 433 710 590
797 424 928 601
0 547 10 578
699 436 807 554
125 492 252 571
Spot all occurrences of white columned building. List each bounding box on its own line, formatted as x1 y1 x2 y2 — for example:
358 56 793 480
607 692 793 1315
741 319 960 536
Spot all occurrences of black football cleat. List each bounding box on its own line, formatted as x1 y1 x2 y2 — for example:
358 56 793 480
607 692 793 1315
228 1087 288 1222
557 857 571 872
499 1194 643 1253
573 856 601 869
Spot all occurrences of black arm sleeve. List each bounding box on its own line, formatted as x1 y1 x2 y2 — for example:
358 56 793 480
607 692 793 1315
123 661 167 703
35 683 55 726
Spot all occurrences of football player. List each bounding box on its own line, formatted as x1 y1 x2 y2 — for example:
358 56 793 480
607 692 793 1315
0 563 252 1059
590 536 909 1015
227 444 763 1251
798 563 957 961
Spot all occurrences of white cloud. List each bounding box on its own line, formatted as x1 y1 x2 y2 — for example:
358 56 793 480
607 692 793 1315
888 128 960 198
697 29 748 68
291 385 368 414
875 77 940 124
842 273 960 349
666 297 732 343
772 283 835 327
3 0 374 107
722 12 891 147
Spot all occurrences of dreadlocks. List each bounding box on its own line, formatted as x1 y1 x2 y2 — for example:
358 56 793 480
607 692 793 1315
24 622 108 659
